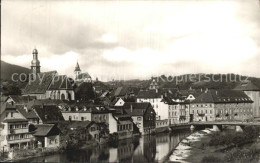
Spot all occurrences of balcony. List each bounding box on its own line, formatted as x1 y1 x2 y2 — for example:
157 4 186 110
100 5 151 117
8 128 29 134
7 138 32 144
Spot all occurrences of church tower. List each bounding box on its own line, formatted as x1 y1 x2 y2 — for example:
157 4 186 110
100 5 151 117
31 48 41 75
74 61 81 80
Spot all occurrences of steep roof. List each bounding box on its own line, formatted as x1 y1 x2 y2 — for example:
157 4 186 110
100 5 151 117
74 62 81 72
114 102 152 116
33 105 64 123
114 86 129 97
192 90 253 104
33 124 60 137
17 107 38 119
234 81 260 91
137 89 162 99
23 71 57 94
48 75 73 90
8 95 36 104
27 99 66 109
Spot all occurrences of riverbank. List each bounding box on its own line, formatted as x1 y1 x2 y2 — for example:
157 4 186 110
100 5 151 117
167 127 260 163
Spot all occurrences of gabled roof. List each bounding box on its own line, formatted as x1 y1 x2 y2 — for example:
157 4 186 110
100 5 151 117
192 90 253 104
234 81 260 91
114 86 129 97
68 121 93 129
23 71 57 94
17 107 38 119
48 75 73 90
33 124 60 137
114 102 152 116
8 95 36 104
26 99 66 109
33 105 64 123
137 89 162 99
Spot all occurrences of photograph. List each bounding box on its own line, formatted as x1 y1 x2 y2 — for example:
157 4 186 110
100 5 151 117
1 0 260 162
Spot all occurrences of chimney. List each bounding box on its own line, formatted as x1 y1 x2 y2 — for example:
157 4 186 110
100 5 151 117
165 92 167 97
205 88 208 93
156 89 158 93
130 104 133 112
216 91 218 95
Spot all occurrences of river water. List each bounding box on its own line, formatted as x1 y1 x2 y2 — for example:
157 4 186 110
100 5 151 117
20 129 191 163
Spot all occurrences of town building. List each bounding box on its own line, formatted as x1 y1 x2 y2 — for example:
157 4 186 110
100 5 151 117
0 102 33 152
32 105 65 124
162 96 190 125
32 124 61 149
190 90 253 122
114 102 156 135
234 81 260 118
61 104 133 139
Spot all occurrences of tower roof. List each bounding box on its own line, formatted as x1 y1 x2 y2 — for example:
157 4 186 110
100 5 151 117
74 61 81 72
33 48 38 54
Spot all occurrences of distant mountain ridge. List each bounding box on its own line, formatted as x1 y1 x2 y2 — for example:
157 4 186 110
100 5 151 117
1 60 31 81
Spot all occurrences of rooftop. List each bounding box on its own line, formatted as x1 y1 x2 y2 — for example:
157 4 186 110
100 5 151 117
192 90 253 104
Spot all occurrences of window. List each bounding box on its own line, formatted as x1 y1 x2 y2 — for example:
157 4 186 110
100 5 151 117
11 112 13 117
49 139 52 144
210 110 212 114
81 117 84 121
55 139 58 144
6 112 8 117
137 117 142 121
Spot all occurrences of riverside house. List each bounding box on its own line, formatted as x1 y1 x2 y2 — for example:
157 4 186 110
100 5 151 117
114 102 156 135
61 104 134 139
190 90 254 122
31 124 61 149
0 102 33 152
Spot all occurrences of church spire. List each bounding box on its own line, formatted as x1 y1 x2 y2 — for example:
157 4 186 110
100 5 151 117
31 48 41 75
74 61 81 72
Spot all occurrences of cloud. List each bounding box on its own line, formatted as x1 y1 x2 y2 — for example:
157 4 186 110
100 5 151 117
2 0 260 80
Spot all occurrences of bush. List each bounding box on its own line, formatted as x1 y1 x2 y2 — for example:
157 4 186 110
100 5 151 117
208 126 260 147
201 155 222 163
225 147 260 162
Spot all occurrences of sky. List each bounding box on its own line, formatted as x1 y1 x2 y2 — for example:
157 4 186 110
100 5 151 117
2 0 260 81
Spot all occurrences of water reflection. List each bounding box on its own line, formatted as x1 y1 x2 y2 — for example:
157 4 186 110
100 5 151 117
21 130 190 163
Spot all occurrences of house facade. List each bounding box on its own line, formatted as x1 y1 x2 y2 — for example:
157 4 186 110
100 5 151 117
234 81 260 118
114 102 156 135
190 90 253 122
0 103 33 152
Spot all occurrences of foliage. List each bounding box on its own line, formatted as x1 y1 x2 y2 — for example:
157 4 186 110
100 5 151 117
225 146 260 162
201 155 222 163
208 126 260 147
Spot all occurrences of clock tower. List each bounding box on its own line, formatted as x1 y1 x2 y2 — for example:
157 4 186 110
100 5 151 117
31 48 41 76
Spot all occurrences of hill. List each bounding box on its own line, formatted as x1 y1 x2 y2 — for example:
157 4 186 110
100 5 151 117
1 60 31 81
0 61 30 95
107 74 260 90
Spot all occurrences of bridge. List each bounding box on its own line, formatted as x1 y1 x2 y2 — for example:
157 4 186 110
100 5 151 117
168 121 260 132
190 121 260 132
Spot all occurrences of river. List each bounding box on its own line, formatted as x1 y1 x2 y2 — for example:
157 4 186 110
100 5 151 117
19 129 191 163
